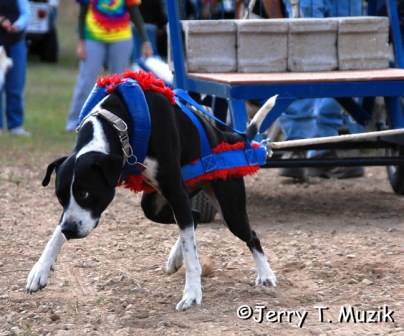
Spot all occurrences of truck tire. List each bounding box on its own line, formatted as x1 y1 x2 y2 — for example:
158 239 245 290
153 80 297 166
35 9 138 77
386 147 404 195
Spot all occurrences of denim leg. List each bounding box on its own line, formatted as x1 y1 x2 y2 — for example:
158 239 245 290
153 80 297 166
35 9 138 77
305 98 342 158
66 40 106 130
298 0 327 17
280 0 326 140
313 98 343 137
342 112 366 134
299 0 362 19
328 0 362 17
3 40 27 130
282 0 293 18
0 76 3 129
107 39 133 74
279 99 317 140
279 0 363 145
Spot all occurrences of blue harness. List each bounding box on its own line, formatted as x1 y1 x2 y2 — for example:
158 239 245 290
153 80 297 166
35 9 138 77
78 79 151 176
78 79 267 183
175 89 267 182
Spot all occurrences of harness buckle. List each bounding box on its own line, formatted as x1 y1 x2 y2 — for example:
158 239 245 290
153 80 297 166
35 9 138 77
113 119 128 132
119 132 129 144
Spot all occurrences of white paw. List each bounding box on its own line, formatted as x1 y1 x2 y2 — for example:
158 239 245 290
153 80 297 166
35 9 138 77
175 286 202 311
256 270 277 287
165 253 183 274
165 239 183 274
26 261 52 293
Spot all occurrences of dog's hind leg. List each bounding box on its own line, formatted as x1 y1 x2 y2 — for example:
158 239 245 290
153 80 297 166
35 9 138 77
141 192 176 224
207 179 277 287
141 191 203 274
26 225 66 293
141 192 185 273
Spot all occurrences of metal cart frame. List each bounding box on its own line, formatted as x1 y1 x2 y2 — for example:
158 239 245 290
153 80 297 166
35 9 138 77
166 0 404 191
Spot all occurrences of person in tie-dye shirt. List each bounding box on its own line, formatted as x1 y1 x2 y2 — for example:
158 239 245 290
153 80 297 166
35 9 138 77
66 0 152 132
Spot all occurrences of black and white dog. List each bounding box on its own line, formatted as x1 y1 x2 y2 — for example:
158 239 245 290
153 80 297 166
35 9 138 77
26 85 277 311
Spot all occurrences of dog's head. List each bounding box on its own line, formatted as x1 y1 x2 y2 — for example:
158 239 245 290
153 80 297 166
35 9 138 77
43 92 134 239
43 147 122 239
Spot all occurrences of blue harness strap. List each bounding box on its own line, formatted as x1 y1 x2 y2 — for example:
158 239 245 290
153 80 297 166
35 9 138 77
175 89 243 134
181 144 267 181
78 79 151 176
175 90 267 182
175 97 212 158
78 84 108 121
116 79 151 175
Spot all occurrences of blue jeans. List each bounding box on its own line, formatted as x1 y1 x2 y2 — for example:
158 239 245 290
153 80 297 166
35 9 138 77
279 0 363 149
66 39 133 130
0 39 27 130
298 0 361 17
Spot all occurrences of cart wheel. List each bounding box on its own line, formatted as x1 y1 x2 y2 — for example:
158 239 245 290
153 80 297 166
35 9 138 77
385 98 404 195
191 191 217 223
386 147 404 195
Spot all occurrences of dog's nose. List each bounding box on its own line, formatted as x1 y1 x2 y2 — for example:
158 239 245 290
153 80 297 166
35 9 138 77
60 221 80 240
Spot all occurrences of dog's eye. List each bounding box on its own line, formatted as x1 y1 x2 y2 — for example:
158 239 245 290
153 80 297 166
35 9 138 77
78 191 90 200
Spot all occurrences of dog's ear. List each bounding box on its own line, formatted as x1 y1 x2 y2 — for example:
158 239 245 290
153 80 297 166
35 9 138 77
93 153 123 188
42 156 68 187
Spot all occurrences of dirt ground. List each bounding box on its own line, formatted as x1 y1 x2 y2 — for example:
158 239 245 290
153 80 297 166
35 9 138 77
0 155 403 336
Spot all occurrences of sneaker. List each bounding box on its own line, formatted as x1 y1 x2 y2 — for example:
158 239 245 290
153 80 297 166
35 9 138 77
9 126 31 137
278 151 307 181
328 166 365 179
307 166 365 179
307 150 365 179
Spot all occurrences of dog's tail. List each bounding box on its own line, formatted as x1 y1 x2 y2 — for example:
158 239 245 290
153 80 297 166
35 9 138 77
246 95 278 141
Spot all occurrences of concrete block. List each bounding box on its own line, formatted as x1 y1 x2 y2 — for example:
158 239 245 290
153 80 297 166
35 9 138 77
236 19 289 72
182 20 237 73
338 16 390 70
288 18 338 72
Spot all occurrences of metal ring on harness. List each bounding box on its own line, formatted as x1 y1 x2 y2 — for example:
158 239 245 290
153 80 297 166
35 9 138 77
127 154 138 166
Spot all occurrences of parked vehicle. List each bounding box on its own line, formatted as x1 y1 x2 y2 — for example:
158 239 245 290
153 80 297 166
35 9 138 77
26 0 58 63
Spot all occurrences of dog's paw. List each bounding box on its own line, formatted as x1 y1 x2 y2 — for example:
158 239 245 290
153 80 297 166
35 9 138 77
26 261 52 293
165 241 183 274
175 287 202 311
256 271 277 287
165 253 183 274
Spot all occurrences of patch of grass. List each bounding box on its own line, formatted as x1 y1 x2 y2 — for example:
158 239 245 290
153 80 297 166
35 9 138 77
25 63 77 145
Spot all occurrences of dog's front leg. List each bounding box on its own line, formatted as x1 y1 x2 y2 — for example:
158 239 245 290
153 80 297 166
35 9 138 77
26 226 66 293
158 178 202 311
175 225 202 311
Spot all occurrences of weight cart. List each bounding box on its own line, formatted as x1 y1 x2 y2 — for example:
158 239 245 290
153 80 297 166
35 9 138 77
166 0 404 195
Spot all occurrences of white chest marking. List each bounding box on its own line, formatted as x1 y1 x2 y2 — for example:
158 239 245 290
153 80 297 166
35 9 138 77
142 157 159 188
77 117 109 158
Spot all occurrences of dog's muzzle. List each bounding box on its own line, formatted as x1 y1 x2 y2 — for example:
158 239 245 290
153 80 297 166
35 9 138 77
60 219 98 240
